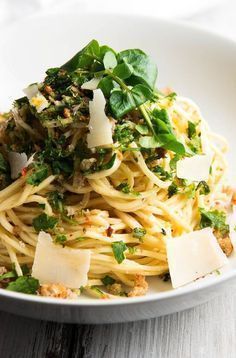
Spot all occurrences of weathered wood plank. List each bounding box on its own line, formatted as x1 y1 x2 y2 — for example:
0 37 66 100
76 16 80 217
0 286 235 358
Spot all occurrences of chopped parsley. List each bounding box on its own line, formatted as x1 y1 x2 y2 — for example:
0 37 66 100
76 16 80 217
47 191 64 213
116 182 140 196
113 122 135 149
102 275 116 286
152 166 172 181
55 234 67 245
168 182 178 198
6 276 39 294
200 208 229 236
32 213 58 232
196 181 210 195
133 227 146 240
26 163 48 186
112 241 127 264
187 121 197 139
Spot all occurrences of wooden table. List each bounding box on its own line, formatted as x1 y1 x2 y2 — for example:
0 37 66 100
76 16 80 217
0 282 235 358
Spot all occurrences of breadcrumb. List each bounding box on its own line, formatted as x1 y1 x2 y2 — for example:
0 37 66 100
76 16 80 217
39 283 78 299
107 283 122 296
217 236 233 257
128 275 148 297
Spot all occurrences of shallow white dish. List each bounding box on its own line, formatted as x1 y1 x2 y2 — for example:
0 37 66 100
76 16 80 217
0 12 236 324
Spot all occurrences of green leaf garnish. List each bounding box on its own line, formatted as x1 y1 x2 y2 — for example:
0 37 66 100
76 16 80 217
26 163 48 186
112 241 127 264
6 276 39 294
168 182 178 198
33 213 58 233
199 208 229 236
55 234 67 245
102 275 116 286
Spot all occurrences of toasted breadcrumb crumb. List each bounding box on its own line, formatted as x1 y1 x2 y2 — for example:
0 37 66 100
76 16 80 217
39 284 77 299
128 275 148 297
107 283 122 296
216 236 233 256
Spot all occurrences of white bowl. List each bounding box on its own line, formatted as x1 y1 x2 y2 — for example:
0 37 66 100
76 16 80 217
0 12 236 324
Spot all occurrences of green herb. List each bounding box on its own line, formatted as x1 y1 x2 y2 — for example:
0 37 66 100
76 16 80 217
76 237 86 242
6 276 39 294
169 154 181 170
33 213 58 232
152 166 172 181
102 275 116 286
200 208 229 236
127 246 137 255
112 241 127 264
196 181 210 195
114 122 135 147
184 183 196 199
168 182 178 198
38 203 46 210
0 153 9 173
116 182 140 196
133 227 146 240
187 121 197 139
47 191 64 213
0 270 17 281
55 234 67 245
26 163 48 186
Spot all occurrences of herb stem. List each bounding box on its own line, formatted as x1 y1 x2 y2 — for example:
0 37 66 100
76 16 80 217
139 104 155 136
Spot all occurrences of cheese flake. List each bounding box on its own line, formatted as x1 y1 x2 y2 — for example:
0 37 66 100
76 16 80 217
32 231 91 288
166 228 228 288
87 89 113 148
176 154 212 182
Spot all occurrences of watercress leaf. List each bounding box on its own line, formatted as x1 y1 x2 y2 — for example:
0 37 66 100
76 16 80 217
169 154 181 170
61 39 101 72
98 76 116 97
162 139 186 155
6 276 39 294
32 213 58 233
103 51 118 69
113 62 133 80
112 241 127 264
118 49 157 88
0 270 17 281
139 136 160 148
131 84 154 106
99 45 116 59
135 124 149 135
109 89 136 118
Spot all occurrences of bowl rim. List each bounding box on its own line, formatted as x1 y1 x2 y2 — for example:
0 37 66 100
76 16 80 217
1 10 236 307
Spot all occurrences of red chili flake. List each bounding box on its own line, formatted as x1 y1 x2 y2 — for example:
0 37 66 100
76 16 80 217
106 226 113 237
21 167 27 177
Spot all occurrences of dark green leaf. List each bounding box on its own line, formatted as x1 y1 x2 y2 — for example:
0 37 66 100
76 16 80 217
113 62 133 80
109 89 135 118
131 84 154 106
33 213 58 233
61 40 101 72
118 49 157 88
6 276 39 294
112 241 127 264
152 166 172 181
98 76 116 97
100 153 116 171
0 270 17 281
169 154 181 170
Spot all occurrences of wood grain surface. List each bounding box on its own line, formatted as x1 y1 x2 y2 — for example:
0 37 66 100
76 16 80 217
0 283 235 358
